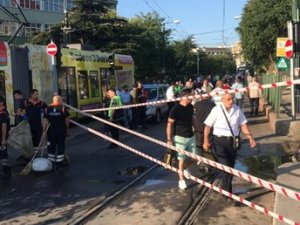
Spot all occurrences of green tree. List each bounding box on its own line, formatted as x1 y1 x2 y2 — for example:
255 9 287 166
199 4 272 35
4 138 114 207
31 0 126 49
168 37 197 81
238 0 292 72
127 12 171 81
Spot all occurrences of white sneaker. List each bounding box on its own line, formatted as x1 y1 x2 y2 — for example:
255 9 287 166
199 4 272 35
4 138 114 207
178 180 187 190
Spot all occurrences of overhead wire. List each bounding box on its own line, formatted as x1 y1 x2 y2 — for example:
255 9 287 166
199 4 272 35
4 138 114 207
151 0 190 36
141 0 190 38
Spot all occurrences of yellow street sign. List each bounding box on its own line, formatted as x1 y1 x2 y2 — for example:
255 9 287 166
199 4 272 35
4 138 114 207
276 37 289 57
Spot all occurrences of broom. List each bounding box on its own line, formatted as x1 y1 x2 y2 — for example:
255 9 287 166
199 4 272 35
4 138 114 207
19 124 50 176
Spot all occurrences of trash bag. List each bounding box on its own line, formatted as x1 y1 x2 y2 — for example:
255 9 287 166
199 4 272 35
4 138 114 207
8 121 34 159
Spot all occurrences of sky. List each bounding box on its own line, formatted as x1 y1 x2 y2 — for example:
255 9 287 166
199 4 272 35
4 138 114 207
117 0 248 47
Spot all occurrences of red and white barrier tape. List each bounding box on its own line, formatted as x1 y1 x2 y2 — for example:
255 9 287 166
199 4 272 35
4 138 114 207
65 102 300 203
83 79 300 113
69 119 300 225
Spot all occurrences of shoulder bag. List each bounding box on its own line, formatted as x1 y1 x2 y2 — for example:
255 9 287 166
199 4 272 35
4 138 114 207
220 106 241 151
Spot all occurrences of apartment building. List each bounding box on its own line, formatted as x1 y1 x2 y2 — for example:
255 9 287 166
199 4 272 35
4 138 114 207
0 0 117 43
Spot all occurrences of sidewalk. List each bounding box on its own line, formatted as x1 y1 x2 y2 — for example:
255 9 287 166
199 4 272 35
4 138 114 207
261 87 300 225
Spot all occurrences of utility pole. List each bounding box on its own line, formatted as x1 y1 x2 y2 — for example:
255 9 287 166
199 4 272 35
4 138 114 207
292 0 300 120
62 9 71 46
162 23 166 74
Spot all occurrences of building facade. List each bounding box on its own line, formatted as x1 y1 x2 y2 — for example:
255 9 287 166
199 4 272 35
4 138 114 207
0 0 117 44
231 41 245 69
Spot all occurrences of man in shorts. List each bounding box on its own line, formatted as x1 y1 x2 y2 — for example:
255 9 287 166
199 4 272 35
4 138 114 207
166 87 199 190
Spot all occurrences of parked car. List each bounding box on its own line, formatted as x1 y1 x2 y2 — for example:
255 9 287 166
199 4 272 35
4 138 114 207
143 84 169 123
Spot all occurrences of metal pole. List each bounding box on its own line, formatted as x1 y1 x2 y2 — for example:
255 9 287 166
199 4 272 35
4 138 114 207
288 21 296 120
197 51 199 77
292 0 300 120
162 23 166 74
52 55 58 95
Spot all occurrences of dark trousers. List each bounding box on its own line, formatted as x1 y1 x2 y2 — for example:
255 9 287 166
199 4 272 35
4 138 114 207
130 108 137 129
110 121 120 142
250 98 259 115
30 123 43 148
132 106 146 128
213 136 237 193
47 131 66 163
0 144 8 165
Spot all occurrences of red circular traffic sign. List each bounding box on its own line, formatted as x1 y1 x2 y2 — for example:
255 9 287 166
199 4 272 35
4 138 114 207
285 39 293 59
46 42 57 56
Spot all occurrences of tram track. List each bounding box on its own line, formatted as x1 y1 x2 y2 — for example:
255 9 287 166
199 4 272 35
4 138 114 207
68 164 159 225
67 164 220 225
177 171 221 225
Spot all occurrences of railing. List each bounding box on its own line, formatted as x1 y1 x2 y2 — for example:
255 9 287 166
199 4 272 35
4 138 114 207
261 74 282 116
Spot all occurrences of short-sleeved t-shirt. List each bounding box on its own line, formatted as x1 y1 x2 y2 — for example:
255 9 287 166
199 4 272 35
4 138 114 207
25 99 47 125
169 103 194 138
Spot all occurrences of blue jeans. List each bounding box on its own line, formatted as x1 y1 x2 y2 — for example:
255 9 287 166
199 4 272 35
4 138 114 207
235 98 243 109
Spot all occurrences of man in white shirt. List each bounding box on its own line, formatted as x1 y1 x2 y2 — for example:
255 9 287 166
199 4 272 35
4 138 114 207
211 80 224 106
203 93 256 200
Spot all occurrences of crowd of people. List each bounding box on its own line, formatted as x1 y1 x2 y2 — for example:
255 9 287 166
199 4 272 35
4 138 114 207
103 81 149 149
165 75 260 201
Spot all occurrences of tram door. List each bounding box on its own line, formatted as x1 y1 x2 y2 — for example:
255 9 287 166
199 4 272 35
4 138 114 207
0 71 5 101
58 67 77 107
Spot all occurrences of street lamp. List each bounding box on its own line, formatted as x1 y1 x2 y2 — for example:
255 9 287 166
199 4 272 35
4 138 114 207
192 48 200 77
192 47 206 77
162 19 181 74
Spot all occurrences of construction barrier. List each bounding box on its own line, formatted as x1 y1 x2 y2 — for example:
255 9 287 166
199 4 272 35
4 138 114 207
65 102 300 203
69 119 300 225
83 79 300 113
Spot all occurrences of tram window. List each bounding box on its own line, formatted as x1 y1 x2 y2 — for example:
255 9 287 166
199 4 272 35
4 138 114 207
78 71 89 99
89 71 100 98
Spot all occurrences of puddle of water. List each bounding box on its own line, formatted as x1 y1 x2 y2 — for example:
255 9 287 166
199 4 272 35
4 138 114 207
144 179 166 186
235 155 292 180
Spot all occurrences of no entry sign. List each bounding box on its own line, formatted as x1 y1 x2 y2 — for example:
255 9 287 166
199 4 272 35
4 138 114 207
285 39 293 59
46 42 57 56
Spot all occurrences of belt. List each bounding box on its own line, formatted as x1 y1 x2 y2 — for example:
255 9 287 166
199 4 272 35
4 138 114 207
214 135 233 140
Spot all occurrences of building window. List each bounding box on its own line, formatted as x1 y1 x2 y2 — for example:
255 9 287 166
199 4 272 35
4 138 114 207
89 71 100 98
0 0 11 6
44 24 52 31
66 0 73 10
78 71 89 99
0 21 18 35
18 0 41 10
25 23 42 36
43 0 64 13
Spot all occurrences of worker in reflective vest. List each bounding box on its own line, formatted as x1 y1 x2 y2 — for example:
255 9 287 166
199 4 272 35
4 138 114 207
43 95 69 169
